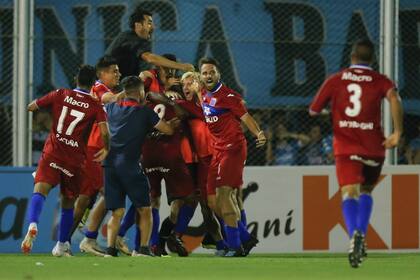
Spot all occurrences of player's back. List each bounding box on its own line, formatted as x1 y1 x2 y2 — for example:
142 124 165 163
42 88 105 166
312 65 395 157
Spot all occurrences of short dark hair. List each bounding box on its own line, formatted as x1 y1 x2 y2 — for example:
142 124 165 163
95 55 118 73
76 64 96 88
199 57 220 70
121 75 143 93
352 38 375 63
129 6 152 30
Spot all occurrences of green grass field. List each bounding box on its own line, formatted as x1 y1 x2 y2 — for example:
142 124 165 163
0 253 419 280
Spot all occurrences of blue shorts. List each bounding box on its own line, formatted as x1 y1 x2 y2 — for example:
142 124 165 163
104 162 151 209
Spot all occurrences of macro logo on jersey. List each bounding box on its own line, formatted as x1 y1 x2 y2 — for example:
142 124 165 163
341 72 373 82
202 104 228 124
64 96 90 108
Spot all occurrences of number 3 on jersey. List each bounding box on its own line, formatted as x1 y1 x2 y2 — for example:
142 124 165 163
154 104 166 119
57 105 85 135
345 83 362 117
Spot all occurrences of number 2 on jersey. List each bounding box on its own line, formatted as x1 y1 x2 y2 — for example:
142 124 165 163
345 83 362 117
154 104 166 119
57 105 85 135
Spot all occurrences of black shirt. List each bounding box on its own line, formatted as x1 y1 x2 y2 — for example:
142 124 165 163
105 30 152 78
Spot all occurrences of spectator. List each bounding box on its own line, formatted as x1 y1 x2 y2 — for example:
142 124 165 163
300 124 332 165
407 123 420 164
32 111 52 166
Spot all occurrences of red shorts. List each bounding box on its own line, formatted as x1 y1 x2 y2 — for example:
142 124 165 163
35 153 81 199
207 142 247 195
79 147 104 196
142 141 195 203
335 155 384 187
197 155 212 200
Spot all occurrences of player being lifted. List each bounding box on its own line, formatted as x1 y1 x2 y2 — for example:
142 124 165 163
21 65 110 256
199 58 266 257
309 38 403 268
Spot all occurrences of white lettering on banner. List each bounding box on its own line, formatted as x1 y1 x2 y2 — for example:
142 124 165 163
64 96 89 108
144 167 170 173
339 120 374 130
341 72 372 82
56 134 79 147
205 116 219 123
49 162 74 177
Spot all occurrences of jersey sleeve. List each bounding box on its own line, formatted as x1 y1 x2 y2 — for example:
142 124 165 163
309 76 335 114
382 77 397 98
135 38 152 58
94 84 113 101
223 92 248 118
35 89 60 108
177 100 204 119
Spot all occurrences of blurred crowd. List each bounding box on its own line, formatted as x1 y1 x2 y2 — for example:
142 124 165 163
32 108 420 166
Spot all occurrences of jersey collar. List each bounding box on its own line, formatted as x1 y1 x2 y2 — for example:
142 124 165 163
349 64 372 70
73 88 90 95
119 98 140 107
206 82 223 96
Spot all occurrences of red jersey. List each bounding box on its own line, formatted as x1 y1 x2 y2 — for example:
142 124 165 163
309 65 396 157
87 81 113 149
202 83 247 150
36 88 107 166
178 99 214 158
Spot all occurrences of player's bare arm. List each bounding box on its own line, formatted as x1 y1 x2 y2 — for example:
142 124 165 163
383 88 403 149
154 119 174 135
240 113 267 148
141 52 194 72
93 122 110 162
27 100 39 112
101 90 126 104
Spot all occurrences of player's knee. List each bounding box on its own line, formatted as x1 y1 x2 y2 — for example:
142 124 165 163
207 195 217 211
33 182 52 196
341 184 360 199
216 186 233 202
76 195 91 209
138 206 152 218
112 208 125 219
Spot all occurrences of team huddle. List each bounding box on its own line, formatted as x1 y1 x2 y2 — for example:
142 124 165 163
20 6 403 266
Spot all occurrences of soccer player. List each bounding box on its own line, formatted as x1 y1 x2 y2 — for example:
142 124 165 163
179 71 227 255
105 6 193 78
21 65 110 256
76 56 123 256
309 38 403 268
199 58 266 256
103 76 174 257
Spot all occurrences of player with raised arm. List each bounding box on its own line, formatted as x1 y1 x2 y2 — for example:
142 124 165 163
199 58 266 257
309 38 403 268
105 6 193 78
21 65 110 256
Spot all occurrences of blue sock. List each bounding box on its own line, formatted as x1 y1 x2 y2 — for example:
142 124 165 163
59 208 74 243
28 193 46 224
216 216 226 239
225 225 241 250
134 226 141 251
174 205 195 235
342 198 359 237
240 209 247 226
216 239 227 250
150 208 160 246
238 221 251 243
118 204 136 237
357 193 373 235
85 230 98 239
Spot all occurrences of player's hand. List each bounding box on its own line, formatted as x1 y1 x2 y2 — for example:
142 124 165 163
93 148 109 162
182 63 195 72
166 91 182 100
256 131 267 148
383 132 401 149
167 117 181 129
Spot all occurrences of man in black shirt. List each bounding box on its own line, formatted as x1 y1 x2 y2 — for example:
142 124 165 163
106 6 194 78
